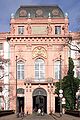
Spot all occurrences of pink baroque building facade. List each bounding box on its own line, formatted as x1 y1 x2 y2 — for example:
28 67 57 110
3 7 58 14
0 5 75 113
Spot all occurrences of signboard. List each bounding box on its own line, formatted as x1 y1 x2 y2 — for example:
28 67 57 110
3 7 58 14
32 26 47 34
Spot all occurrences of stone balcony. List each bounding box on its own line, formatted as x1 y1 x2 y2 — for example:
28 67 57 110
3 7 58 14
24 77 58 85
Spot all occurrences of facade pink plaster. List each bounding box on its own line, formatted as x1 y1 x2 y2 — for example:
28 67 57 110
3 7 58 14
7 6 69 114
7 5 69 114
0 5 75 113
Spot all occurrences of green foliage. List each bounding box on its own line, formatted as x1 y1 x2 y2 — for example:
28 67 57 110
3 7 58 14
55 57 80 110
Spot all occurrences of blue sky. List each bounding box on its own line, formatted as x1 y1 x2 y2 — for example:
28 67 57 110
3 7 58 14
0 0 80 32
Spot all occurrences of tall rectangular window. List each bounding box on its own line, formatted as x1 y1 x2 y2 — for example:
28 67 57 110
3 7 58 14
0 43 3 56
55 26 61 34
35 59 45 80
17 61 24 80
0 43 3 50
0 97 2 110
18 26 24 34
54 60 60 80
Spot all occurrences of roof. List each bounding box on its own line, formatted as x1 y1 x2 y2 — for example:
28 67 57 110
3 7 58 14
14 5 65 18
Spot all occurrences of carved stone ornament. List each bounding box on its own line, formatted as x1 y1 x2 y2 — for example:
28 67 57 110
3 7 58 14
52 9 59 16
36 9 43 16
26 24 32 34
17 88 24 94
47 24 52 34
32 47 47 58
19 9 27 17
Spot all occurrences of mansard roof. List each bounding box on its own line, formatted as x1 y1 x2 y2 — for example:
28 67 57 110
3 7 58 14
14 5 65 18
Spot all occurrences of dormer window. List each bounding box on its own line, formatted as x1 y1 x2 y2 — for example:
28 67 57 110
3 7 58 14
55 26 61 34
18 26 24 34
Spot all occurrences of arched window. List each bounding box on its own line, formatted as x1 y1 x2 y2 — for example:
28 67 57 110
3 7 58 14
35 58 45 80
54 60 60 80
17 61 24 80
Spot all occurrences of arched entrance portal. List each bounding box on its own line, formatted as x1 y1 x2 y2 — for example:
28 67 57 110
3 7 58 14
33 88 47 113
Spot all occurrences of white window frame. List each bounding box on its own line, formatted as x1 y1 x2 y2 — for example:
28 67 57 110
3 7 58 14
54 60 60 80
18 26 24 34
0 43 3 50
55 26 61 35
35 58 45 81
17 61 24 80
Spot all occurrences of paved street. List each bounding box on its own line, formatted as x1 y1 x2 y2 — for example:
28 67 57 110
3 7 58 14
0 113 80 120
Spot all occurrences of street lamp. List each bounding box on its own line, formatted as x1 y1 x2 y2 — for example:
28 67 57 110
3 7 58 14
15 56 19 117
59 55 63 116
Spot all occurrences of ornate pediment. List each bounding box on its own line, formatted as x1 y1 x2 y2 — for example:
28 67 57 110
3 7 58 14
32 46 47 59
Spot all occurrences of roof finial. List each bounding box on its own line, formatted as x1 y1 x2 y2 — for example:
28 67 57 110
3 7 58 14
11 13 14 19
65 13 68 18
48 12 51 18
28 13 31 18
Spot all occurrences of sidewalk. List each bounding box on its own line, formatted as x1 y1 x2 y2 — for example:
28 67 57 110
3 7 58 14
0 113 80 120
51 113 80 120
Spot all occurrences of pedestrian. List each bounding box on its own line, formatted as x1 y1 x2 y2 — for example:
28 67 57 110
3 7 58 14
41 107 44 116
37 108 41 115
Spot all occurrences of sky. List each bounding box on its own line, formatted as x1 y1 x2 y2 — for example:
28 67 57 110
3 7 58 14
0 0 80 32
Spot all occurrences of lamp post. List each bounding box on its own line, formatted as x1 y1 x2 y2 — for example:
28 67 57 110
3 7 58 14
59 55 63 116
15 56 19 117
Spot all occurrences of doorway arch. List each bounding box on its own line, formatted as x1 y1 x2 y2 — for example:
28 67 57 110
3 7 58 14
32 88 47 113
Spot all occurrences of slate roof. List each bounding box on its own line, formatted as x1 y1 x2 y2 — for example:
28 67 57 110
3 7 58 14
14 5 65 18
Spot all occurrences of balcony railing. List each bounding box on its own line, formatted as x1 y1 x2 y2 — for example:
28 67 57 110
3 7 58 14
24 77 58 85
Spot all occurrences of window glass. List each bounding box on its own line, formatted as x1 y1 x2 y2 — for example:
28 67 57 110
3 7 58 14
54 60 60 80
55 26 61 34
0 97 2 110
35 59 45 80
18 26 24 34
17 61 24 80
0 43 3 50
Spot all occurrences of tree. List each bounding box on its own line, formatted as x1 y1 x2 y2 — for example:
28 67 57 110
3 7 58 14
0 56 9 79
55 57 80 110
0 56 10 110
